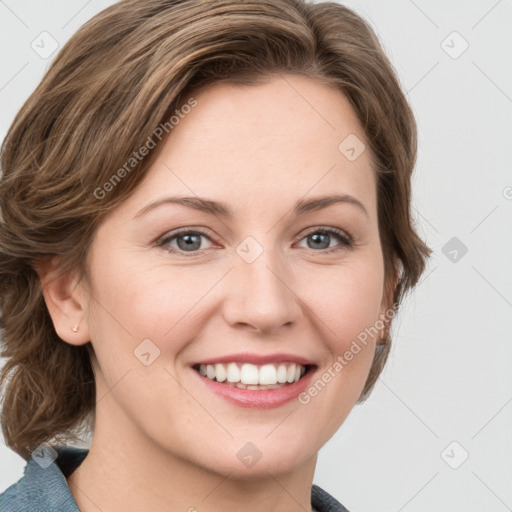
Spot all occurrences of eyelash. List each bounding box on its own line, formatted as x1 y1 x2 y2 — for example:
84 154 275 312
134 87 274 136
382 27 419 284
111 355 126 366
156 226 354 257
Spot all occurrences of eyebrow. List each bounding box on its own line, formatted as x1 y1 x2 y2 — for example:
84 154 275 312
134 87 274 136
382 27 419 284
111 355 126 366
133 194 369 219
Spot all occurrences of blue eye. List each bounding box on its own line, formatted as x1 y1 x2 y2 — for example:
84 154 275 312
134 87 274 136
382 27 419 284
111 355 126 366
297 227 353 253
157 226 353 257
158 229 213 255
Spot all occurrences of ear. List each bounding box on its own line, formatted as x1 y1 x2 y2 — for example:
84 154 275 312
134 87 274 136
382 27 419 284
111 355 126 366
34 255 90 346
377 256 400 345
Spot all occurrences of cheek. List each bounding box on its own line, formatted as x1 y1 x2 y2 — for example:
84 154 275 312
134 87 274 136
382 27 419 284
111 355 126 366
86 249 216 360
294 259 384 430
301 255 385 348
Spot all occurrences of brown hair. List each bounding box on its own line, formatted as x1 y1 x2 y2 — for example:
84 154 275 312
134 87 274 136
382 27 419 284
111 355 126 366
0 0 432 459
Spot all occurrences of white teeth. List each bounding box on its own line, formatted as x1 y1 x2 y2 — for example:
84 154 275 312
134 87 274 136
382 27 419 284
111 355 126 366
196 361 307 386
206 364 215 380
240 363 259 385
215 363 227 382
276 364 288 383
259 364 277 385
286 364 296 383
226 362 240 382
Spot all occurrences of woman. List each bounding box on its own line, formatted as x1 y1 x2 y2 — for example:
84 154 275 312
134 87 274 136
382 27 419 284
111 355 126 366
0 0 432 510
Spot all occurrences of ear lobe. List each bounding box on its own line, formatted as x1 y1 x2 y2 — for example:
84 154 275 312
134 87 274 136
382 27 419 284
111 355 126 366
34 255 90 346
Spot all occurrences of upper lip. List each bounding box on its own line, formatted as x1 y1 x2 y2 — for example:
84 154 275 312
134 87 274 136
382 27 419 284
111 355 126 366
191 352 315 366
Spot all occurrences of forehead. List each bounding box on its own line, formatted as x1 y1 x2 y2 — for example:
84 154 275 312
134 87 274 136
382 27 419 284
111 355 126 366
122 75 377 221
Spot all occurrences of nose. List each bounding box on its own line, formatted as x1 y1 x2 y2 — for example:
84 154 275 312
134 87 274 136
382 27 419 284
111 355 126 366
222 243 301 335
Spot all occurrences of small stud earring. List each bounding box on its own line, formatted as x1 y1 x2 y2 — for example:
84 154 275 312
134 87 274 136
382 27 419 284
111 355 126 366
72 324 79 332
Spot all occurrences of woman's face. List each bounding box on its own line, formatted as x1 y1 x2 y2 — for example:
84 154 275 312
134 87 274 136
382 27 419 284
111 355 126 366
75 74 389 477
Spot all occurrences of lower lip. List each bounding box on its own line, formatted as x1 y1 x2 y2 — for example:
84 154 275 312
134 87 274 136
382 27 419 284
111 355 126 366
192 367 316 409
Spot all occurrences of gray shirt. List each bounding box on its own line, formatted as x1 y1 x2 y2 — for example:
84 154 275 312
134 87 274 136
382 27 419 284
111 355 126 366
0 446 350 511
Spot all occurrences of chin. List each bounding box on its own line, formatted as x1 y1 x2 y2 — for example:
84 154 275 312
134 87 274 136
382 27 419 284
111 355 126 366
190 433 315 479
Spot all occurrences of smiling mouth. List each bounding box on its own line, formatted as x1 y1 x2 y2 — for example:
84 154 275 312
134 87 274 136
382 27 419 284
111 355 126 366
192 362 313 390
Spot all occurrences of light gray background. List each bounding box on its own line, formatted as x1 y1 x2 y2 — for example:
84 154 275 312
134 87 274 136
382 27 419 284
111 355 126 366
1 1 511 511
